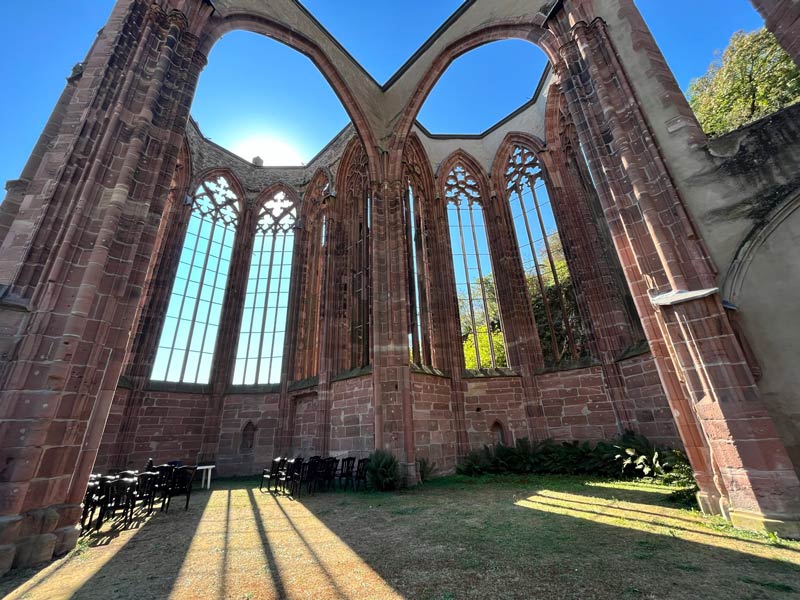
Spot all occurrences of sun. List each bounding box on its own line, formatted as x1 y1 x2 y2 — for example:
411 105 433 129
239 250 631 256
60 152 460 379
231 134 305 166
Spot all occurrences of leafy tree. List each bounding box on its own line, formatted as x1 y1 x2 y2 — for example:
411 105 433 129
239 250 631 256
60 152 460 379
459 232 587 370
462 326 507 370
688 28 800 136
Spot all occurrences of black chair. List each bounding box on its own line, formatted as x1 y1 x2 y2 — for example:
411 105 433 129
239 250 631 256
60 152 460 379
260 457 282 493
81 479 104 530
354 458 370 491
279 458 301 495
290 459 315 497
338 457 356 491
153 464 175 509
321 457 339 492
163 466 196 512
136 471 159 514
97 477 138 528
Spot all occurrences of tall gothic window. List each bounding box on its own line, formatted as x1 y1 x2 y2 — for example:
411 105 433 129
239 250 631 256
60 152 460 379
233 190 297 385
445 163 506 369
151 175 240 384
504 144 584 366
293 172 329 382
404 182 426 364
345 145 371 370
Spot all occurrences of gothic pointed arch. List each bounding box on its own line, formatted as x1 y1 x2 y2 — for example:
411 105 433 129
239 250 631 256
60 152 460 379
329 136 372 372
151 169 244 384
389 20 560 164
200 15 380 174
438 150 508 370
290 168 332 381
491 132 587 367
232 183 300 385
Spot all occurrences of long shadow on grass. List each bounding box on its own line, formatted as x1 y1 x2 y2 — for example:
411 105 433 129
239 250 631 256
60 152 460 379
295 476 800 600
0 489 213 600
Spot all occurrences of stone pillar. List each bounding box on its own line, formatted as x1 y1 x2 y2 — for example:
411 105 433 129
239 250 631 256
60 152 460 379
371 176 418 484
750 0 800 65
0 0 213 572
553 13 800 535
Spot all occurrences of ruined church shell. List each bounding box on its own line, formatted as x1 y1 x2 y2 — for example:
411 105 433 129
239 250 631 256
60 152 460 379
0 0 799 572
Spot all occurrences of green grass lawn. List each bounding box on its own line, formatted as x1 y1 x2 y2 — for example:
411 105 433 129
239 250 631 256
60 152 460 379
3 475 799 599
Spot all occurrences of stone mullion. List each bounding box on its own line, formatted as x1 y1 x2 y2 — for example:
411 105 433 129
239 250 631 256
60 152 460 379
485 192 544 374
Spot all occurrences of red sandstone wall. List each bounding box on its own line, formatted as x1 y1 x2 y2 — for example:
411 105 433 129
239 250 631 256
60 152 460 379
618 354 680 447
463 376 529 448
328 376 374 457
93 389 130 473
216 392 281 476
411 373 458 473
290 392 320 457
537 367 619 441
107 390 210 471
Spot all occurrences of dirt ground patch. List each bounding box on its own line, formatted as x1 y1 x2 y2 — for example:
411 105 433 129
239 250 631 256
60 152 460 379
1 475 799 599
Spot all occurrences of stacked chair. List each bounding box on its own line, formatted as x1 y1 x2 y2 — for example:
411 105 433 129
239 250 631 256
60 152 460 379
81 459 200 533
259 455 371 497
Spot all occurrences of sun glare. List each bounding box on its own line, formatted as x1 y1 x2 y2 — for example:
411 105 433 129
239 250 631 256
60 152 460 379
231 135 305 166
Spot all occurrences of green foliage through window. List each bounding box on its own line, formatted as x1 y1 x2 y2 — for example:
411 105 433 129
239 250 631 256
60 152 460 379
688 28 800 136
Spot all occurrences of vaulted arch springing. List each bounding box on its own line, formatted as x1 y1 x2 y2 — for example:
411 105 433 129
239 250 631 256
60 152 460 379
151 174 241 384
233 189 297 385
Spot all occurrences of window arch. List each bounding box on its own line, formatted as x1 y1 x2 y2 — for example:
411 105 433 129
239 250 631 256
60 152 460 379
403 136 435 367
341 140 371 370
233 188 297 385
151 174 241 384
444 160 506 370
292 169 330 381
502 143 584 366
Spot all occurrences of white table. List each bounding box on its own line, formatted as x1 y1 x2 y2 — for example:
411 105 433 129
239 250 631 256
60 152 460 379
196 465 215 490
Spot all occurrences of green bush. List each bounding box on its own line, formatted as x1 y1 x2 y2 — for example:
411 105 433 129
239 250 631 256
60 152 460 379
456 432 698 505
367 449 400 491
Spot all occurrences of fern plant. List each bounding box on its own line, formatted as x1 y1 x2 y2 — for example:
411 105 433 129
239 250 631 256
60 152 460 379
367 449 400 491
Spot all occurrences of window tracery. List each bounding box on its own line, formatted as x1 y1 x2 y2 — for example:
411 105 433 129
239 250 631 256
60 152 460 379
504 144 584 366
344 143 371 370
445 163 507 370
233 190 297 385
151 174 240 384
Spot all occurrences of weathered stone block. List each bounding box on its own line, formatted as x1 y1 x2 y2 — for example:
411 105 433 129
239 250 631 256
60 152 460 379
12 533 56 569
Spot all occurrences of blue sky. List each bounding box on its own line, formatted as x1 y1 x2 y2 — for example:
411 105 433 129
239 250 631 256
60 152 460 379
0 0 764 181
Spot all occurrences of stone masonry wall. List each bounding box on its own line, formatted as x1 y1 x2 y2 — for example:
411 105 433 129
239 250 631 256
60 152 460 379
463 377 529 448
216 392 281 477
411 373 458 474
328 376 374 458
